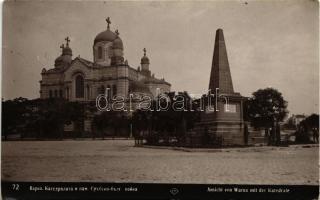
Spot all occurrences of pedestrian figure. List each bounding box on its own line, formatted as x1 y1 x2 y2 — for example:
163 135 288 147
312 129 319 143
244 124 249 146
276 123 281 146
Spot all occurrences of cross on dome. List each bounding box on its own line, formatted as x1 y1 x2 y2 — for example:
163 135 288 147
106 17 111 29
65 37 70 47
141 48 150 65
115 29 119 36
60 44 65 52
143 48 146 56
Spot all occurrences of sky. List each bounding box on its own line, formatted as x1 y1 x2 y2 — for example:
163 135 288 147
2 0 319 115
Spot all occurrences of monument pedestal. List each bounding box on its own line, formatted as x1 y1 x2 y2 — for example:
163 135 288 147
194 94 247 146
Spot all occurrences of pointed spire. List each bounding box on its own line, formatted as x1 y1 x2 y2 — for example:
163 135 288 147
208 29 234 94
215 29 225 43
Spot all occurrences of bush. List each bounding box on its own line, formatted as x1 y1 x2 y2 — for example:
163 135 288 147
145 132 159 145
295 131 312 144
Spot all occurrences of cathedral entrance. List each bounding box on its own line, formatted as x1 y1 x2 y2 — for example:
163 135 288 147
75 75 84 98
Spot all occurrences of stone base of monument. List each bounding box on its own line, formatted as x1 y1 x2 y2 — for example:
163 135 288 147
192 121 244 146
184 131 203 148
247 128 266 146
188 121 267 147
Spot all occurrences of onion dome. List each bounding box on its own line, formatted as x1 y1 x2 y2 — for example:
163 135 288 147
94 29 117 45
63 46 72 56
55 44 64 67
54 40 72 68
141 48 150 64
113 38 123 49
94 17 117 45
113 30 123 50
54 56 63 67
54 55 72 67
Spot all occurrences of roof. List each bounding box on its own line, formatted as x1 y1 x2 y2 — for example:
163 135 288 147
143 76 171 86
113 37 123 50
76 57 94 67
42 58 171 87
94 29 117 45
141 55 150 64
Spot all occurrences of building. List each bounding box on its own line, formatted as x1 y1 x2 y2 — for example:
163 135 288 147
39 18 171 137
291 114 306 126
285 114 306 129
40 17 171 104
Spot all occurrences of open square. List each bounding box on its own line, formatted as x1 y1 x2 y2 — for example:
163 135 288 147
2 140 318 185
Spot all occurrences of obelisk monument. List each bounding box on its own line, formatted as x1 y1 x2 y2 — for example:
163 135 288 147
194 29 247 146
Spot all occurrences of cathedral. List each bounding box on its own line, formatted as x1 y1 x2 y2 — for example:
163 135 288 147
40 17 171 103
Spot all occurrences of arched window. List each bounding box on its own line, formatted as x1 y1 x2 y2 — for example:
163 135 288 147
54 90 58 97
107 85 111 100
59 90 63 98
75 75 84 98
98 46 103 59
86 85 90 99
49 90 53 98
66 87 69 99
98 85 105 95
112 85 117 97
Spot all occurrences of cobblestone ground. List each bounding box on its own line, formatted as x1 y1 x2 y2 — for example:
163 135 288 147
1 140 319 184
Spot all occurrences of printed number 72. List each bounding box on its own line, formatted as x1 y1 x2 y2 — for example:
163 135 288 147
12 184 20 191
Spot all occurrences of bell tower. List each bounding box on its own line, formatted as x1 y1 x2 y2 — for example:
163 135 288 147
140 48 151 77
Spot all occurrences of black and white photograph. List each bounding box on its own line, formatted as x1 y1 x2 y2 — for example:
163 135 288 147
1 0 319 199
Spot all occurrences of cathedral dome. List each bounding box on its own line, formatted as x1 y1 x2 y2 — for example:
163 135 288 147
54 55 64 66
63 46 72 56
94 29 117 45
55 38 72 68
141 55 149 64
55 55 72 68
113 37 123 50
140 48 150 64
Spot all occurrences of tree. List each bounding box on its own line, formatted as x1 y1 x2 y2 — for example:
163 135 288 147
132 109 151 139
133 91 201 146
2 97 29 140
296 114 319 143
305 114 319 131
32 99 84 139
92 111 110 139
92 110 127 139
246 88 288 145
